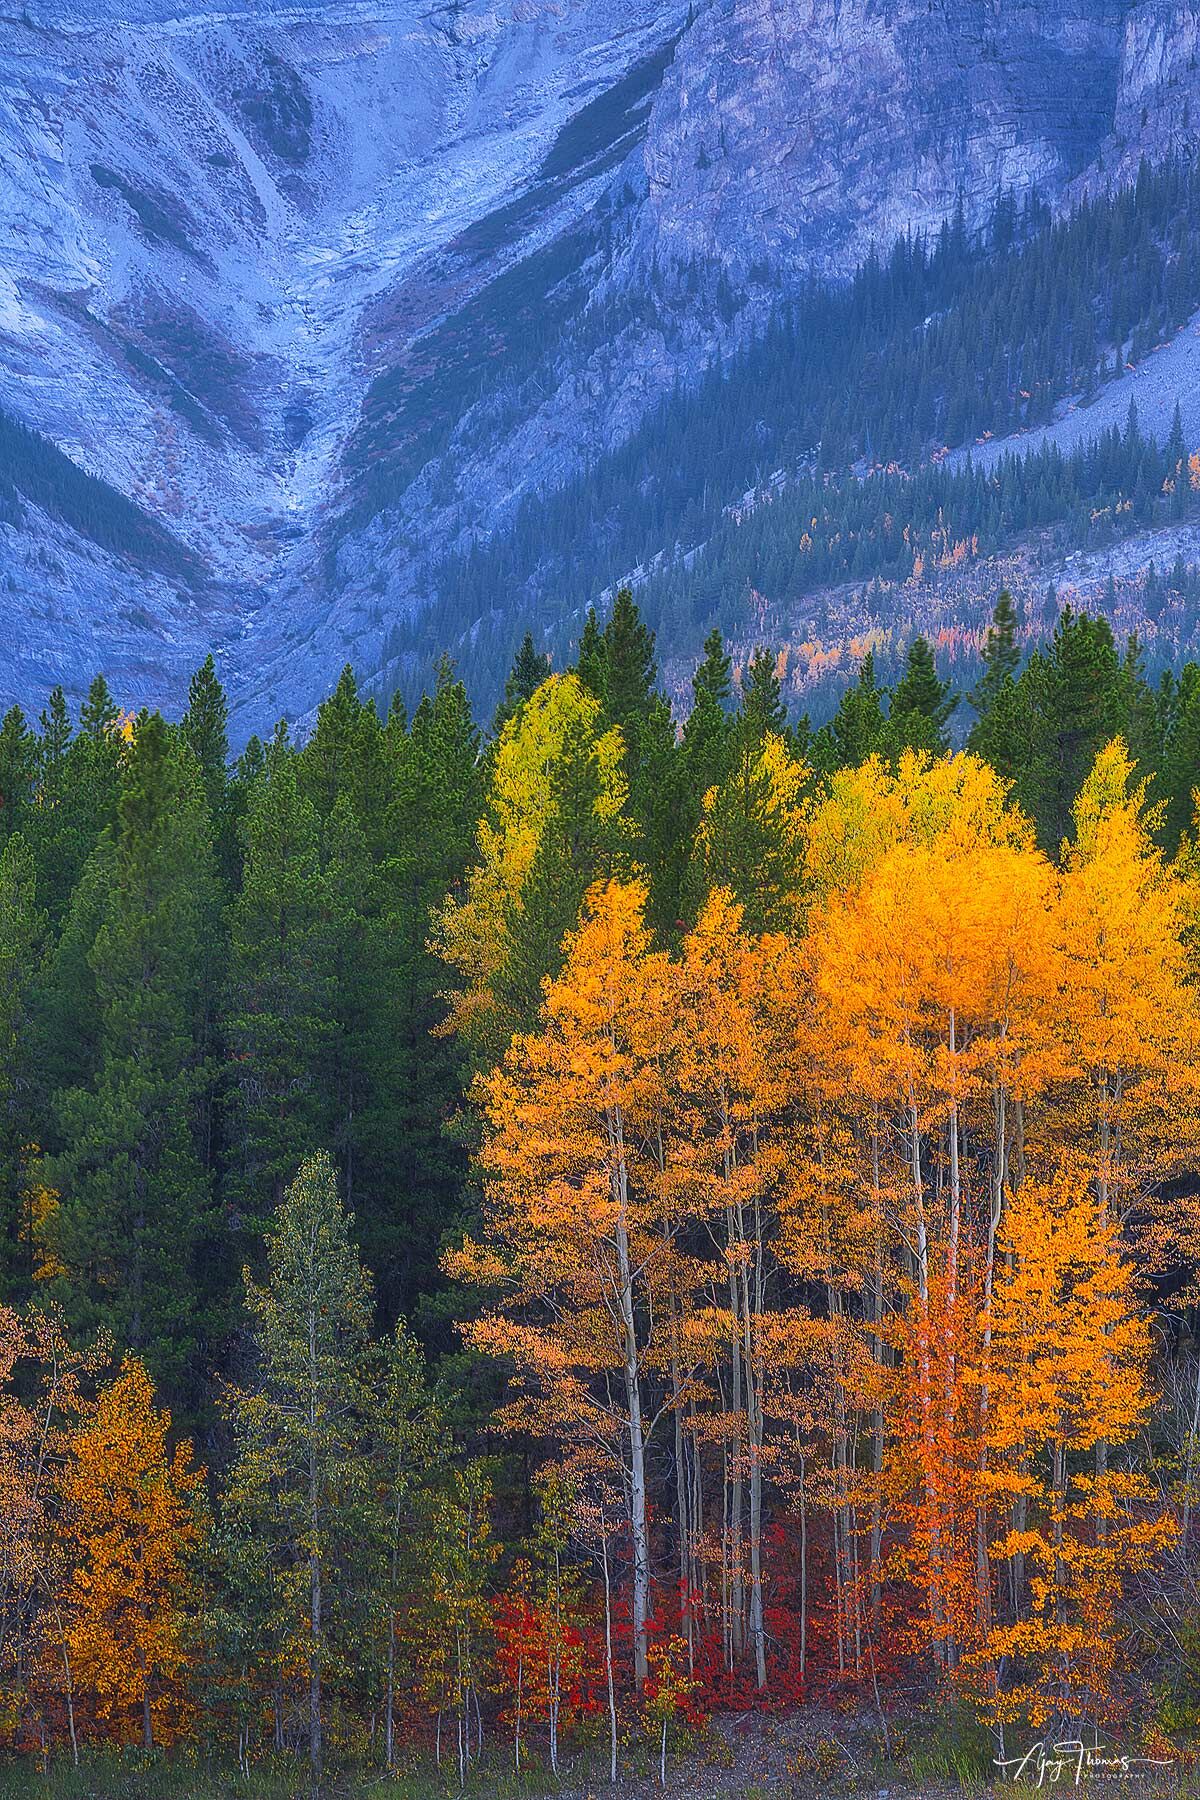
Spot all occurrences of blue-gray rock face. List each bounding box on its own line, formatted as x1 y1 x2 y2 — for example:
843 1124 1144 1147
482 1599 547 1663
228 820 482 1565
0 0 1197 733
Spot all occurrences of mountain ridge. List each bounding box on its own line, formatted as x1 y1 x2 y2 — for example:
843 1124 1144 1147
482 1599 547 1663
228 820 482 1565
4 0 1200 735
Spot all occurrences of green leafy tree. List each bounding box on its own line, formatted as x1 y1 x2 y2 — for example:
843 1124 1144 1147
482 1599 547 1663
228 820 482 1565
374 1323 445 1769
409 1461 499 1789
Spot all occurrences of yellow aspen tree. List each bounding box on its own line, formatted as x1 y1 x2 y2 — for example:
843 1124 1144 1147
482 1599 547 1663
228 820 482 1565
801 770 1061 1672
432 673 630 1066
667 887 801 1685
970 1171 1174 1726
1054 738 1200 1220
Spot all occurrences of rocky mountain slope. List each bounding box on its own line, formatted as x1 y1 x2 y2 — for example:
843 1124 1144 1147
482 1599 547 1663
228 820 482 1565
3 0 1200 733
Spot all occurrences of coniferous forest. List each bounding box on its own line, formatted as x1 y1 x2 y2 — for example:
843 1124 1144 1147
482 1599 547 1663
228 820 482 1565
1 592 1200 1794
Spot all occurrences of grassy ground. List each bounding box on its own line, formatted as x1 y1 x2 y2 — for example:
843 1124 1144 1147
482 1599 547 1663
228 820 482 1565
0 1710 1192 1800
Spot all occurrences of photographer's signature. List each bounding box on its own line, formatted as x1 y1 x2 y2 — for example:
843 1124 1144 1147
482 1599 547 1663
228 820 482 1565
995 1738 1175 1785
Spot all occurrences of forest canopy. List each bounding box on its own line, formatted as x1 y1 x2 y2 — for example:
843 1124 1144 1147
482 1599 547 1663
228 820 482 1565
1 597 1199 1788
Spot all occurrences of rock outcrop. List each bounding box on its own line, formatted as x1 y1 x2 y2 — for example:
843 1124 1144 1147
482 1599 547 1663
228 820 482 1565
1 0 1199 731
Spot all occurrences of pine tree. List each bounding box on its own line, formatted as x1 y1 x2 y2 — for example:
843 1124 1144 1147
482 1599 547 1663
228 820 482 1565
0 708 36 847
29 689 122 925
688 734 810 932
970 590 1021 720
45 716 216 1400
298 665 393 859
362 665 481 1318
827 651 888 767
677 629 736 893
32 839 113 1108
1042 607 1123 846
889 635 958 754
322 794 371 1211
575 608 607 703
223 747 333 1237
79 676 118 740
738 647 788 745
1163 661 1200 848
181 655 229 820
221 1154 377 1795
602 589 657 733
0 834 45 1294
493 633 552 734
38 687 71 776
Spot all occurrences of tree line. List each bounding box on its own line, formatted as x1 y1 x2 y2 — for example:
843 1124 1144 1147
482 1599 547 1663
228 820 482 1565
385 157 1200 709
1 590 1200 1782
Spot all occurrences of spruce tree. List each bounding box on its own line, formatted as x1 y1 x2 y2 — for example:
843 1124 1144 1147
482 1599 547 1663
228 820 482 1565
182 655 229 817
0 834 45 1296
828 651 888 767
738 646 788 745
364 667 481 1319
493 632 552 734
0 707 36 846
889 635 958 753
223 747 334 1237
221 1153 377 1795
45 715 216 1399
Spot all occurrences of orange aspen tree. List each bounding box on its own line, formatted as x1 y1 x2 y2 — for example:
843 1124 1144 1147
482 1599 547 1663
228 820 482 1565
0 1306 107 1760
968 1171 1174 1726
667 887 801 1686
0 1306 38 1736
802 756 1062 1670
56 1357 204 1748
447 879 679 1687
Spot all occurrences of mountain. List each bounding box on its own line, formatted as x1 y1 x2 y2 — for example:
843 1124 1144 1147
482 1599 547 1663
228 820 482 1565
4 0 1200 735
